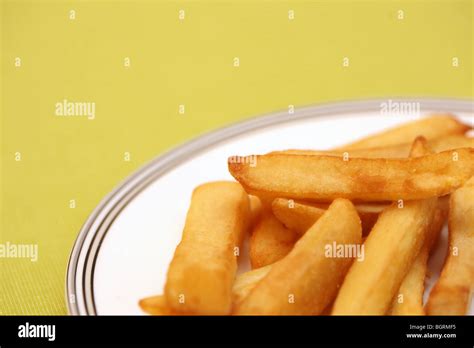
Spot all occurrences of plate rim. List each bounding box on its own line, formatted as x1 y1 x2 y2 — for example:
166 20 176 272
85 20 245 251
66 97 474 315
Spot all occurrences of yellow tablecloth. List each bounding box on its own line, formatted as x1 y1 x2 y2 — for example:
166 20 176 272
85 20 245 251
1 0 472 315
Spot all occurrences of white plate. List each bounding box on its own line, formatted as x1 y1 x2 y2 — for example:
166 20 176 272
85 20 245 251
66 98 474 315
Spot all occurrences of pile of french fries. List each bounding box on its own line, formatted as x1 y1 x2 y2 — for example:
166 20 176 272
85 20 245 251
140 115 474 315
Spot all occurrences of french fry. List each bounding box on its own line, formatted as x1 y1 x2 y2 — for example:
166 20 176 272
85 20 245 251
426 195 450 249
249 202 377 271
271 198 325 235
272 134 473 158
232 265 272 309
389 137 447 315
228 148 474 202
355 204 388 235
271 198 383 236
140 265 272 315
235 199 362 315
335 115 470 150
249 212 299 268
164 181 250 315
389 206 447 315
249 195 263 228
430 134 474 153
332 198 437 315
426 177 474 315
389 248 428 316
139 295 175 315
332 138 438 315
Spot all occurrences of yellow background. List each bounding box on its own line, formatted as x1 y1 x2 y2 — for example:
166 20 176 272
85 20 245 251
1 0 472 314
